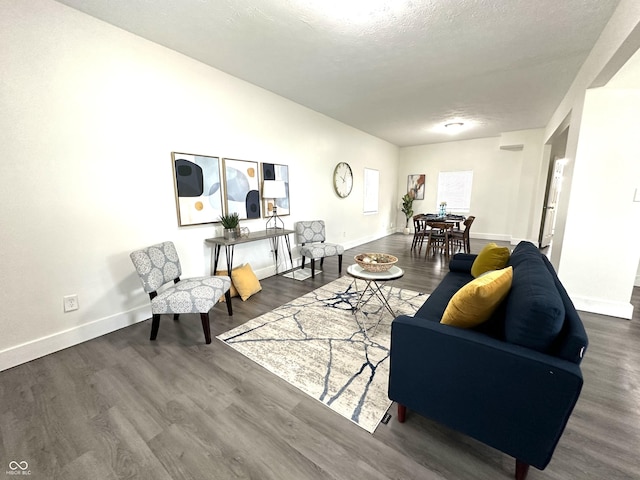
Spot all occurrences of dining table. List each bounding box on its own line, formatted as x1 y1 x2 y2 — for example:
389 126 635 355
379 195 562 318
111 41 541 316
420 214 466 257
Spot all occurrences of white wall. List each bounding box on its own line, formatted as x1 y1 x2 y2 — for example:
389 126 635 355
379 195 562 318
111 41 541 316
559 88 640 319
542 0 640 318
397 129 545 244
0 0 399 370
545 0 640 268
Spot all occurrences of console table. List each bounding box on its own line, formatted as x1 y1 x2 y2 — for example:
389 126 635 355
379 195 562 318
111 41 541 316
205 228 295 277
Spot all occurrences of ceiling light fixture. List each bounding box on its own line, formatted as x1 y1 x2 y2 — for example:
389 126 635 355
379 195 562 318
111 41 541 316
445 122 464 129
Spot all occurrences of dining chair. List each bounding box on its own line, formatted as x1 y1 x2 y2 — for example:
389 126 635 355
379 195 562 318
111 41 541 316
130 241 232 344
424 222 455 257
411 215 430 251
450 215 475 253
296 220 344 278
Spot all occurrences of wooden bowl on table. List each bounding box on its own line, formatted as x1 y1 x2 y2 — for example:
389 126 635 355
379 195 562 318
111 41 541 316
354 253 398 272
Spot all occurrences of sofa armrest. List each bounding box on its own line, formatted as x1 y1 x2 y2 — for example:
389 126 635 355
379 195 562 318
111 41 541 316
388 315 583 470
448 253 477 273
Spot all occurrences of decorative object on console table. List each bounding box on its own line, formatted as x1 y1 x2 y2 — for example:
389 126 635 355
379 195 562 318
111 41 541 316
401 193 414 234
223 158 261 220
407 174 425 200
261 163 290 217
262 180 287 230
219 212 240 240
171 152 223 226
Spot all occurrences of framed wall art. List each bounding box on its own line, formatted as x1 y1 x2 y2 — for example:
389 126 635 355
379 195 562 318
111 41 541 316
223 158 261 220
407 174 425 200
261 162 290 217
171 152 224 226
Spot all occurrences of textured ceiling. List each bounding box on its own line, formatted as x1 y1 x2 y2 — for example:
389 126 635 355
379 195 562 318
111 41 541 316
55 0 621 146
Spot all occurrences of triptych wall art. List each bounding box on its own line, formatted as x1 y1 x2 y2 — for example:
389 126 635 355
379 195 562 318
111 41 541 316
171 152 290 227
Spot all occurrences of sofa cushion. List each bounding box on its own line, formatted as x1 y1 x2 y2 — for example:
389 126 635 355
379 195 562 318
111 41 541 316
504 250 565 352
507 240 542 268
441 267 513 328
471 243 510 278
539 254 589 364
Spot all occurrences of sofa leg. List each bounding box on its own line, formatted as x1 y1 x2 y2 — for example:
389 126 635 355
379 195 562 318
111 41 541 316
397 404 406 423
311 259 315 278
515 460 529 480
338 254 343 274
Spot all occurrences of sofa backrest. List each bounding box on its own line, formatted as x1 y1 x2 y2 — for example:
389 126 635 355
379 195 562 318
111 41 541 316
506 241 588 364
540 254 589 364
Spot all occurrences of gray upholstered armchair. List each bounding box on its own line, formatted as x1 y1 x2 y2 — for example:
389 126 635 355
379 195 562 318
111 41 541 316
295 220 344 278
130 241 232 344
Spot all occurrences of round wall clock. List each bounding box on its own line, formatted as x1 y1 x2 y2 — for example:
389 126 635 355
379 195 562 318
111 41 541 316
333 162 353 198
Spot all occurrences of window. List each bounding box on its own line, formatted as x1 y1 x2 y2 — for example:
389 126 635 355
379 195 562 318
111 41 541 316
363 168 379 214
436 170 473 212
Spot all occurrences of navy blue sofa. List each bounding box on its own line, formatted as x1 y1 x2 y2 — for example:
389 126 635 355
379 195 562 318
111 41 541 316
388 241 588 480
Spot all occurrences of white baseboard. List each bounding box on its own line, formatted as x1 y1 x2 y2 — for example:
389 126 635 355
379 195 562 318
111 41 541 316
571 296 633 320
0 306 150 372
470 232 512 242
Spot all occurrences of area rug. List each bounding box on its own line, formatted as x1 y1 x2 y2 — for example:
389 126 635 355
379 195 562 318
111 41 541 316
217 276 427 433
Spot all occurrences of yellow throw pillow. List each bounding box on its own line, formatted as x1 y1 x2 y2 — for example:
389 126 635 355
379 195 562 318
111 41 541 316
230 263 262 301
471 242 510 278
441 267 513 328
215 270 238 302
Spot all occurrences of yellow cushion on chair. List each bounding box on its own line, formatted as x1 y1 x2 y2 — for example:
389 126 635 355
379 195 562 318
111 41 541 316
441 267 513 328
230 263 262 301
471 242 510 278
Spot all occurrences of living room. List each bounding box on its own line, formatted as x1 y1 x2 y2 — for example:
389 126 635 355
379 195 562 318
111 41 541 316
2 0 640 477
3 0 638 371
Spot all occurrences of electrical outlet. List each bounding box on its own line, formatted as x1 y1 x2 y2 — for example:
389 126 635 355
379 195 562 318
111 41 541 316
63 294 79 312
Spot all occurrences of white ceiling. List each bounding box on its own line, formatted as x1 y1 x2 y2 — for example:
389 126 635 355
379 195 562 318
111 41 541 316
55 0 621 147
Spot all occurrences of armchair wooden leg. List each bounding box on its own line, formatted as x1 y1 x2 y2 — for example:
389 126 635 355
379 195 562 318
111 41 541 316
515 460 529 480
310 259 315 278
173 314 179 321
338 254 343 274
150 314 160 340
200 313 212 344
397 404 406 423
301 256 306 269
225 290 233 316
320 257 325 268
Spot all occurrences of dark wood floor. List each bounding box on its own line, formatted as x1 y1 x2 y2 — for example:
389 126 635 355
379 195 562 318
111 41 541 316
1 234 639 479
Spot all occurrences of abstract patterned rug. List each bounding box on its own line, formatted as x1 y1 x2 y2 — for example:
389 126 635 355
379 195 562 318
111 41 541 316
217 276 427 433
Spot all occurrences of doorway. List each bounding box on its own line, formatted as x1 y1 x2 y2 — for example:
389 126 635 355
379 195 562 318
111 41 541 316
538 126 569 249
